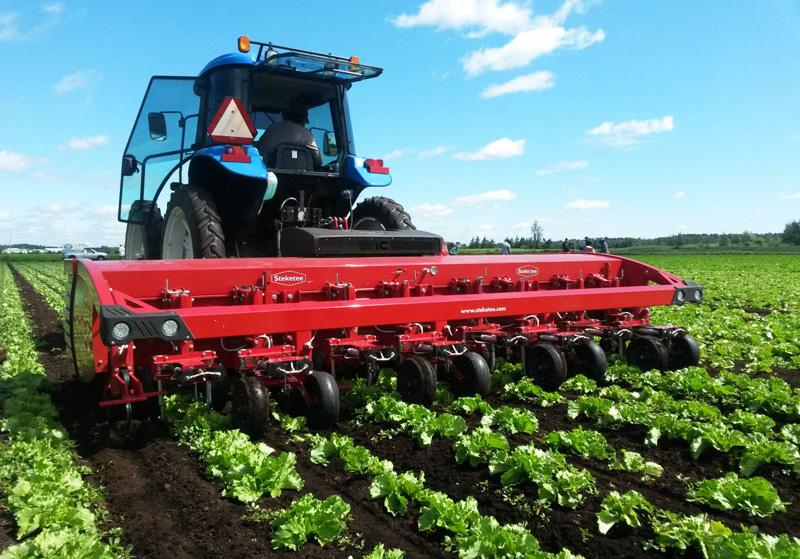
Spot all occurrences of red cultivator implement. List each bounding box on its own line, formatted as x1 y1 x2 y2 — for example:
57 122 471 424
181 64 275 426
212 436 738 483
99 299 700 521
65 253 702 434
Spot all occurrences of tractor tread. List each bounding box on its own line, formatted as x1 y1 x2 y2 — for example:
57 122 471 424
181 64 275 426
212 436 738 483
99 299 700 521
352 196 416 230
165 185 227 258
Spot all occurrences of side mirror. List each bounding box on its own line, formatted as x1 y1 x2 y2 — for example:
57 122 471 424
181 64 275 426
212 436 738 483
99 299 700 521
323 131 338 157
121 154 138 176
148 112 167 141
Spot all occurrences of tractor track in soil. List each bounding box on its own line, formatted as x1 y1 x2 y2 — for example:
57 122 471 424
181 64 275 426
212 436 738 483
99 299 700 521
8 266 438 559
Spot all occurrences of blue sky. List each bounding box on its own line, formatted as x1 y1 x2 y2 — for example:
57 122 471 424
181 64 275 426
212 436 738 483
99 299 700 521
1 0 799 246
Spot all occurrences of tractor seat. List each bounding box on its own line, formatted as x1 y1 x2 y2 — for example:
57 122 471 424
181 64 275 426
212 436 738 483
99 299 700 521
267 144 320 172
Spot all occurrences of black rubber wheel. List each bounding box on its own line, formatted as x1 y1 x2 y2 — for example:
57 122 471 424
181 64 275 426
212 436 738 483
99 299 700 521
351 196 415 231
162 185 226 258
525 344 568 390
626 336 669 371
668 332 700 370
568 340 608 382
231 376 270 438
305 371 340 430
210 368 232 412
125 200 163 260
451 351 491 396
397 356 437 405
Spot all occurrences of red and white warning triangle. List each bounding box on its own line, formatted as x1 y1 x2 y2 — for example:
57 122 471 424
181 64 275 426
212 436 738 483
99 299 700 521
207 96 256 144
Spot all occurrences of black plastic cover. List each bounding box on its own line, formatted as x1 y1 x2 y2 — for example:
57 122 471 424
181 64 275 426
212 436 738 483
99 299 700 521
100 305 193 346
280 227 443 257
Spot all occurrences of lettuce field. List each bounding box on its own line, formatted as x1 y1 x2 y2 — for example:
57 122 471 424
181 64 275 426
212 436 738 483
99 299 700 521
0 254 799 558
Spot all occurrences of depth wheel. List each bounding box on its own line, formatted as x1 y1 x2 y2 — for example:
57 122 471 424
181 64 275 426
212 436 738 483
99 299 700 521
351 196 415 231
568 340 608 383
668 332 700 370
450 351 491 396
231 376 270 438
525 344 567 390
125 200 163 260
162 185 226 259
397 356 437 406
626 336 669 371
305 371 340 430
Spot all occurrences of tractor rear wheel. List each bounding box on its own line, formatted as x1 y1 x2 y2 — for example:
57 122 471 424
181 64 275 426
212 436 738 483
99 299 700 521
626 336 669 371
668 332 700 370
525 343 567 390
231 376 270 438
450 351 491 396
125 200 163 259
568 340 608 383
351 197 415 231
162 186 226 259
397 356 437 405
305 371 340 430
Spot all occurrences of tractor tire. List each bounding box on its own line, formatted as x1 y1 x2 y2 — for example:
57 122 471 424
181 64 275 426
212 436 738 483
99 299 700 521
451 351 491 396
525 343 568 391
397 355 437 406
161 186 226 259
668 332 701 370
351 196 415 231
305 371 340 430
125 200 163 260
626 336 669 372
568 340 608 383
231 376 270 438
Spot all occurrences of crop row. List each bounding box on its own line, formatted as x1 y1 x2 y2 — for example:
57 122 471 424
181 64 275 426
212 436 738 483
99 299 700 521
0 264 128 558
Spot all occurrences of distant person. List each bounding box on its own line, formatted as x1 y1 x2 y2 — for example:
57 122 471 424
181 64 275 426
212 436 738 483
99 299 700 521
581 241 596 253
499 241 511 255
599 238 609 253
567 240 575 252
447 242 459 255
561 238 569 252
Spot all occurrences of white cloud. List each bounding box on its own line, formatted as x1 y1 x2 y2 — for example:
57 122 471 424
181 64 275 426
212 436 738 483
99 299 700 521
42 3 64 16
536 160 588 176
778 192 800 200
566 198 609 210
0 202 126 246
587 116 674 147
453 189 517 205
392 0 533 36
418 145 450 159
675 191 685 199
0 4 63 43
382 148 417 161
464 24 604 76
54 70 103 94
0 150 34 172
481 71 555 98
60 135 109 151
453 138 525 161
409 203 455 219
791 134 800 143
393 0 604 77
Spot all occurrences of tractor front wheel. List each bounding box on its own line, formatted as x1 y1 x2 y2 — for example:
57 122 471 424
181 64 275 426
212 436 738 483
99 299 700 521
125 200 163 259
162 186 226 259
231 376 270 438
351 197 415 231
450 351 491 396
305 371 340 430
397 356 437 405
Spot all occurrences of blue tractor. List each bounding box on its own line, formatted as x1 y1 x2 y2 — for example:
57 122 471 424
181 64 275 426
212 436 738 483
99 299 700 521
121 37 442 259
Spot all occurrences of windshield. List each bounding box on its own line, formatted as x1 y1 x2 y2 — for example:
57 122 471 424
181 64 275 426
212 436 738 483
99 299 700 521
119 77 199 221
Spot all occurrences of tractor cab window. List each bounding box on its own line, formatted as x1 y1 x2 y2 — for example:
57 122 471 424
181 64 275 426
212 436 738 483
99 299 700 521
250 72 343 170
119 77 199 222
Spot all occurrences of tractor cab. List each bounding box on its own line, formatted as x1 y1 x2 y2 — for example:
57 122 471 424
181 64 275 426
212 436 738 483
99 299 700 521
120 37 441 260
